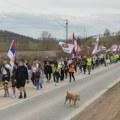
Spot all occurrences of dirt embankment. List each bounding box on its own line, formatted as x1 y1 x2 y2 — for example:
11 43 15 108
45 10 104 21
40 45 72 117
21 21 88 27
72 81 120 120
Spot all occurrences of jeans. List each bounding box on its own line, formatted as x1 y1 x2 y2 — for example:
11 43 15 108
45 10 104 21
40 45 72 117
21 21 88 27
45 72 51 81
69 72 75 82
87 65 91 75
60 69 64 81
35 80 42 90
83 65 87 74
53 72 60 83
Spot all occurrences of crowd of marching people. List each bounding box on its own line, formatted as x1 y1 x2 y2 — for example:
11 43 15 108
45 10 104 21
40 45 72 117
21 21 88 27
0 51 120 99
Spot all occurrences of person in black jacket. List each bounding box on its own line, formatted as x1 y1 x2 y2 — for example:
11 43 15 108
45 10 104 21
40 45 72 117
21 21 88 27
44 57 52 82
82 58 87 74
11 63 18 98
15 60 28 99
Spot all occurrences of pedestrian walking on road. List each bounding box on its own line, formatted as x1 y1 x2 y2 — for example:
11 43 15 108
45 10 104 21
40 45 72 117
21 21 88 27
82 58 87 74
64 59 68 79
11 63 18 98
34 68 42 90
52 63 61 85
15 60 28 99
31 60 38 88
44 57 52 82
87 56 92 75
25 60 32 82
1 59 12 97
69 62 75 82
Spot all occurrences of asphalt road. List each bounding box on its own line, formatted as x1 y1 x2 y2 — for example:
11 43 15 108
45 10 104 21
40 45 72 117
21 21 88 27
0 63 120 120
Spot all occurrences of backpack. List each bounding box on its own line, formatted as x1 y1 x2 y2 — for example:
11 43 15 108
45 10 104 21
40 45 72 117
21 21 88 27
35 69 40 79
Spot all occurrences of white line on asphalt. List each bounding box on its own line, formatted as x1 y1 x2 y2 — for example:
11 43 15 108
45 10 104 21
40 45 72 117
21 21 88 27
64 77 120 120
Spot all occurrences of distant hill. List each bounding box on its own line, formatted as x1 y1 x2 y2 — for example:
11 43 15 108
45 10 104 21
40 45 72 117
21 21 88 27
78 35 120 47
0 30 119 53
0 30 37 43
76 34 120 55
0 30 59 51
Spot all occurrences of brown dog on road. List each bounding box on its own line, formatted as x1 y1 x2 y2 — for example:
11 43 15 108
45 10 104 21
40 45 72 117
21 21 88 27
64 91 80 106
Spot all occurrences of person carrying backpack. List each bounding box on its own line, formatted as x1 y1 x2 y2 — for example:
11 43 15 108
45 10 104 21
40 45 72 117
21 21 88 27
34 68 42 90
1 59 12 97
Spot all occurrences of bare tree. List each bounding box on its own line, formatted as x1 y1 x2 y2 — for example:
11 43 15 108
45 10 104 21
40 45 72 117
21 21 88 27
38 31 58 50
117 31 120 35
104 28 111 36
41 31 52 41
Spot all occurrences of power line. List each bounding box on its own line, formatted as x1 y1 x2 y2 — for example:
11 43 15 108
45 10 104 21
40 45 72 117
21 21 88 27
0 0 87 39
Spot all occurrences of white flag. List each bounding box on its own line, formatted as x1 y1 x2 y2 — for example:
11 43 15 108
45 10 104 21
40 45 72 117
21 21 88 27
118 45 120 51
111 44 118 52
59 42 74 54
92 37 100 55
74 40 77 51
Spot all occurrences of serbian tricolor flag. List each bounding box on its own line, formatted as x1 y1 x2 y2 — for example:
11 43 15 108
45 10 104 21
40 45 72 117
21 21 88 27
72 33 77 58
7 40 16 69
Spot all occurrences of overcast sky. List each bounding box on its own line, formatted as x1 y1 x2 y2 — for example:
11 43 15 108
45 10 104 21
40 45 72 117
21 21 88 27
0 0 120 39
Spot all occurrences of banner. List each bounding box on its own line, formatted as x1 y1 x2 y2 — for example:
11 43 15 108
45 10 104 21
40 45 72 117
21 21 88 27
59 42 74 54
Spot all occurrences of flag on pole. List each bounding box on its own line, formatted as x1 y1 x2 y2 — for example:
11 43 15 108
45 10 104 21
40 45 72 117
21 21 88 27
59 42 74 54
74 39 77 52
76 44 81 56
72 33 77 58
87 46 92 56
92 37 100 55
77 44 81 53
7 40 16 69
118 45 120 51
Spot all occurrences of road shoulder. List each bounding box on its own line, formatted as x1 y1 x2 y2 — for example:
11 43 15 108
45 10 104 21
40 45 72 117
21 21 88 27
72 81 120 120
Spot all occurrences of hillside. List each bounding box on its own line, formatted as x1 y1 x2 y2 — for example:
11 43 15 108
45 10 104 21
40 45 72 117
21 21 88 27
78 35 120 47
0 30 120 53
0 30 59 51
0 30 37 43
76 34 120 54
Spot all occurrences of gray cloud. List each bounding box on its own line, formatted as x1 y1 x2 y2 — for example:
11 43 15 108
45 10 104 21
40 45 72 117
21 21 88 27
0 0 120 39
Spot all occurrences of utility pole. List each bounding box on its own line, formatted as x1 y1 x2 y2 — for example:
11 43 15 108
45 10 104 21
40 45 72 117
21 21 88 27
66 19 68 43
53 19 68 43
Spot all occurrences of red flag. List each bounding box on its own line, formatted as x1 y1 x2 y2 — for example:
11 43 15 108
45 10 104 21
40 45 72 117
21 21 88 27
77 44 81 53
72 32 75 58
76 44 81 57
